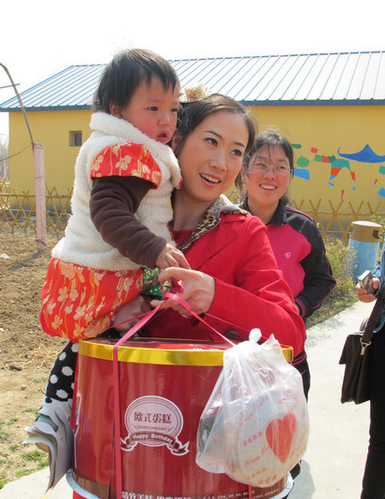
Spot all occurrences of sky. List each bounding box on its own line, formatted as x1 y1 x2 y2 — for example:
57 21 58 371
1 0 384 139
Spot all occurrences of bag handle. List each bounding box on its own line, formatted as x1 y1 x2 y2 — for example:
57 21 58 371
112 282 235 499
361 285 385 348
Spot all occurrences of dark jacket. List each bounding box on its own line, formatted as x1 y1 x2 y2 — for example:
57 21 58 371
241 199 336 321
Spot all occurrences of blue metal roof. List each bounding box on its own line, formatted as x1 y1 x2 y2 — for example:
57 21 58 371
1 51 385 111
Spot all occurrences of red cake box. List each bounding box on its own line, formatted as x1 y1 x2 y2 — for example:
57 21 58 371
68 337 293 499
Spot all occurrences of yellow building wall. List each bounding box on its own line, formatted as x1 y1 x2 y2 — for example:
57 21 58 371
9 109 92 193
8 105 385 221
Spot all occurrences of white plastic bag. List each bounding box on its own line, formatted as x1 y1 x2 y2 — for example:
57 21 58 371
196 330 309 488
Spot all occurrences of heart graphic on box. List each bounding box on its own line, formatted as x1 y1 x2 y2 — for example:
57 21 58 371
265 413 297 463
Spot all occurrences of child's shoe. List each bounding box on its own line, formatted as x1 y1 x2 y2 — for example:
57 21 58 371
24 398 73 490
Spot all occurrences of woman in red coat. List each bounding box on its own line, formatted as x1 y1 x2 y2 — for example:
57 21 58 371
113 95 305 355
83 93 305 499
30 94 305 498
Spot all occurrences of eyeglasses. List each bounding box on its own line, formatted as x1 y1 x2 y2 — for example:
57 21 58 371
248 162 291 176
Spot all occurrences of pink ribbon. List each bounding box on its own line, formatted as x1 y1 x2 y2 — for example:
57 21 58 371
112 281 235 498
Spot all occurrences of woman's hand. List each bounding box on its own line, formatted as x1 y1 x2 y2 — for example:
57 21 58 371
356 277 380 303
113 295 152 332
151 267 216 316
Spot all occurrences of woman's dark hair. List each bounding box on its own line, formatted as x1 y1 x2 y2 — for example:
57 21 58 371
93 48 180 113
236 130 295 203
174 94 256 156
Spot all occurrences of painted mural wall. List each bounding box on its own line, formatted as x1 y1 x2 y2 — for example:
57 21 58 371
250 106 385 218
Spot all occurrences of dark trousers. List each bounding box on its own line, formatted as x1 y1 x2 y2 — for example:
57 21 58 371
292 349 310 400
361 328 385 498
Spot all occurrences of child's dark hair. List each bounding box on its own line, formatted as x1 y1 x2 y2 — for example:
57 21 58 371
93 48 180 113
174 94 256 156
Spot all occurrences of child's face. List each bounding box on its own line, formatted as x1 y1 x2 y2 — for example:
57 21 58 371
110 77 180 144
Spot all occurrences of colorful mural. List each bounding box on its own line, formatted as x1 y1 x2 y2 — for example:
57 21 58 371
292 143 385 198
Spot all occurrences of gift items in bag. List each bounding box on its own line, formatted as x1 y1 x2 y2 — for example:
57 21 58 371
196 329 309 488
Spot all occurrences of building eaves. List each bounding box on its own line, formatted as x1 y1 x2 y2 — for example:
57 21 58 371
1 51 384 112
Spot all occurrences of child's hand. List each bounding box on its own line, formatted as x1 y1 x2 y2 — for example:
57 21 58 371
156 243 190 270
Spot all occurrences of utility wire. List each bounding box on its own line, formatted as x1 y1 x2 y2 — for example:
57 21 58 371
1 144 31 161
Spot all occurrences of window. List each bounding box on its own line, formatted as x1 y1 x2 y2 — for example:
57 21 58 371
69 131 82 147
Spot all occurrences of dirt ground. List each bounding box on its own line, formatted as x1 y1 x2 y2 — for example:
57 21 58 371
0 229 67 485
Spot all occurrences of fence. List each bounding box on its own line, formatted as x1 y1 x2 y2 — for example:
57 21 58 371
291 198 385 242
0 179 384 242
0 180 72 233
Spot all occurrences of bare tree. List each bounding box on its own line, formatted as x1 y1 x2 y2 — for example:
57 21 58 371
0 134 8 180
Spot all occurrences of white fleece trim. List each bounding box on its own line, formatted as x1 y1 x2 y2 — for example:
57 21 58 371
91 113 181 187
52 112 181 271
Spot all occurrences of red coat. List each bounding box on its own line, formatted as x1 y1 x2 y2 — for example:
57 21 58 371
148 211 305 357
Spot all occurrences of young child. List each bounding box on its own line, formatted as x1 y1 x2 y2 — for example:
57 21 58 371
41 48 188 342
26 48 189 486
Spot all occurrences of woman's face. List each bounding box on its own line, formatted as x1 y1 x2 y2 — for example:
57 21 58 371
175 111 249 204
244 145 291 209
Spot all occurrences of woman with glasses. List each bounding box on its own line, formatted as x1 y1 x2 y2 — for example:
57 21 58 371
237 130 336 401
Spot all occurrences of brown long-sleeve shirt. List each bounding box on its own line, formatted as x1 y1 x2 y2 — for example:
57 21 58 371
89 176 168 268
